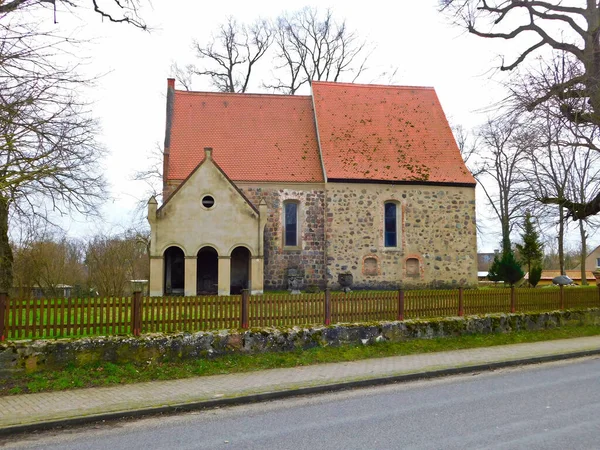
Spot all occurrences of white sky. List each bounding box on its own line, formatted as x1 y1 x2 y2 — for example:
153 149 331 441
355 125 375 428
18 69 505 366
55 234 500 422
27 0 598 253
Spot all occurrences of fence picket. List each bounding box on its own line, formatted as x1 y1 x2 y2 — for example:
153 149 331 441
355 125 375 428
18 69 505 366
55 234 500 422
5 286 600 340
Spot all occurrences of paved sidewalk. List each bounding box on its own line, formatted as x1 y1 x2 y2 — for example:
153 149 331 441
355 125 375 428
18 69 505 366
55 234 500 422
2 336 600 434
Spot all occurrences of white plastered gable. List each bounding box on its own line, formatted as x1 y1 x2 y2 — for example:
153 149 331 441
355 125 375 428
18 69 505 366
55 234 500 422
149 148 260 259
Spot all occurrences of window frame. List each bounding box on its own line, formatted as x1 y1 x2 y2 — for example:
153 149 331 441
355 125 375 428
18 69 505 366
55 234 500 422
383 201 400 249
283 200 301 250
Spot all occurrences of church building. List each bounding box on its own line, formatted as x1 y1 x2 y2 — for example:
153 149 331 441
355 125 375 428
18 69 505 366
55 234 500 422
147 79 477 296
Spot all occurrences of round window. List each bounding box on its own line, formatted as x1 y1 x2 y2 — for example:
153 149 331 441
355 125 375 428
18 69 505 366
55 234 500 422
202 195 215 209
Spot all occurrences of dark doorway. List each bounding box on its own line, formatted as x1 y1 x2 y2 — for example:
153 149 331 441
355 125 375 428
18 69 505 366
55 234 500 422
164 246 185 295
230 247 250 294
197 247 218 294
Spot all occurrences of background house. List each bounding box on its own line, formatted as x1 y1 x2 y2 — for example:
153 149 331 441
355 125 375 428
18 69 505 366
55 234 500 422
573 244 600 273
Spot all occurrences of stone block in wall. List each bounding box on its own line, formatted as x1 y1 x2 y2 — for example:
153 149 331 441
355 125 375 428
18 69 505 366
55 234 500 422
2 309 599 375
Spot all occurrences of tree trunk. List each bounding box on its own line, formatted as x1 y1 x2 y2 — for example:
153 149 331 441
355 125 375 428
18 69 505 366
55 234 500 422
0 196 13 293
580 220 588 285
558 206 565 275
501 216 511 254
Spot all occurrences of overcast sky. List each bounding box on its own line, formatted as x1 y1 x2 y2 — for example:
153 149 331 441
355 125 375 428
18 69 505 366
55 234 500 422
32 0 596 253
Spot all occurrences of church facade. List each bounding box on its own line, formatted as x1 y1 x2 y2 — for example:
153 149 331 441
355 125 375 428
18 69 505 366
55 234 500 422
147 79 477 296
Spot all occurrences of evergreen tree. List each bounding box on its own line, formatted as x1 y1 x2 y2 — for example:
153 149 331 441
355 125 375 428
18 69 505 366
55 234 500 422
487 249 525 286
515 212 543 286
529 262 543 288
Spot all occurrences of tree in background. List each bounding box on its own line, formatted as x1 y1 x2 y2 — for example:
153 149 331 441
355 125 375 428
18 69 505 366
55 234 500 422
440 1 600 221
268 7 370 94
515 212 543 287
529 263 543 288
187 17 273 93
0 1 147 29
520 108 574 275
566 143 600 285
476 117 530 253
174 7 375 94
0 19 105 291
86 230 149 297
12 232 86 297
488 249 525 286
0 0 150 291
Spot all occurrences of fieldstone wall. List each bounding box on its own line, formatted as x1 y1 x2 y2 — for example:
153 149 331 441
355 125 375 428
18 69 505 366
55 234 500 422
240 184 326 290
326 183 477 289
2 309 598 375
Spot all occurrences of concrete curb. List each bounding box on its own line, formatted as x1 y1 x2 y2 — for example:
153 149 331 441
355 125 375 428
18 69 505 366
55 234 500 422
2 348 599 437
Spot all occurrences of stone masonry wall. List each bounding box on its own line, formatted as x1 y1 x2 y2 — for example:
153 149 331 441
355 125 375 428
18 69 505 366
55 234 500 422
326 183 477 289
240 185 326 290
2 309 598 375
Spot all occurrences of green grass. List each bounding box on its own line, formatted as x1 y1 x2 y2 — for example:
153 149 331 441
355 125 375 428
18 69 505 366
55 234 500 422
2 323 600 397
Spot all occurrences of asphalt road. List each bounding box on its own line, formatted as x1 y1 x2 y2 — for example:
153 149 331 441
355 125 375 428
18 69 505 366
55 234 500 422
3 357 600 450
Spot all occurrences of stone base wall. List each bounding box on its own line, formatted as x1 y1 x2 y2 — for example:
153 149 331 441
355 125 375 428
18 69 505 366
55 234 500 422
326 183 477 289
2 309 598 375
240 185 326 290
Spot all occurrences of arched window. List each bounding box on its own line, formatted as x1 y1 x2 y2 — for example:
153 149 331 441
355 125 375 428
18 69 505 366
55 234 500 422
384 202 398 247
283 201 299 247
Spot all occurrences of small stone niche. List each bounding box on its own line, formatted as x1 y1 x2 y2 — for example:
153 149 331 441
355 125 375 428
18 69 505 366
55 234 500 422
363 257 378 276
406 258 420 277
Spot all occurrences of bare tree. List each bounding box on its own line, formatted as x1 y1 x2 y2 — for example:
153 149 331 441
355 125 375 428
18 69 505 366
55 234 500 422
476 117 530 253
86 230 149 296
180 8 375 95
189 17 273 93
131 143 163 226
12 228 86 297
0 19 106 291
268 7 370 94
520 111 577 275
441 1 600 220
567 143 600 283
452 124 479 169
0 0 147 29
170 62 194 92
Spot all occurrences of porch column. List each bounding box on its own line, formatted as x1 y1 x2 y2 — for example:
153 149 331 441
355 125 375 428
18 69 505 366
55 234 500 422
184 256 197 296
149 256 164 297
218 256 231 296
250 256 264 295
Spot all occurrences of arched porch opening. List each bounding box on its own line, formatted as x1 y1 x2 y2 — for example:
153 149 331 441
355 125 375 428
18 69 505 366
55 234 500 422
230 247 250 295
197 247 218 294
164 246 184 295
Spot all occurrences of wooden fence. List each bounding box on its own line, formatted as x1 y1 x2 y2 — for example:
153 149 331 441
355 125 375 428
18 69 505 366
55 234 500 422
1 286 599 341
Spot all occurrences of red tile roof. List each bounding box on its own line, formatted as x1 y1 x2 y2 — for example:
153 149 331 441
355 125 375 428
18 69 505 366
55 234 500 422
166 81 475 186
311 81 476 184
167 90 323 182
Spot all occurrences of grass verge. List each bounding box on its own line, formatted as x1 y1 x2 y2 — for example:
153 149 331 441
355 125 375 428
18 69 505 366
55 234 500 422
3 324 600 397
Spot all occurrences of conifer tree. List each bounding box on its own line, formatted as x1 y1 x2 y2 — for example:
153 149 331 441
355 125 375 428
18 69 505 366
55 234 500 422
488 249 525 287
529 263 543 288
516 212 543 287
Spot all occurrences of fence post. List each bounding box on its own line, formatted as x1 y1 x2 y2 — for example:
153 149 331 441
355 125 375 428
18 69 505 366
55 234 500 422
458 287 464 317
559 285 565 310
132 291 142 337
510 285 516 313
241 289 249 329
324 288 331 325
397 289 404 321
0 292 6 341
